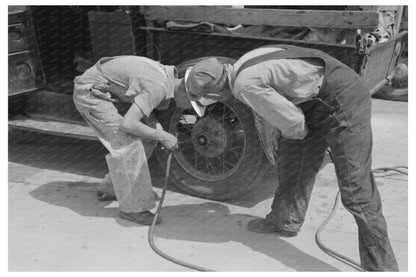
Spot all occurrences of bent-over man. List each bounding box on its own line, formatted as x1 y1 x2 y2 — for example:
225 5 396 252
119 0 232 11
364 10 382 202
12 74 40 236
73 55 190 225
183 45 398 271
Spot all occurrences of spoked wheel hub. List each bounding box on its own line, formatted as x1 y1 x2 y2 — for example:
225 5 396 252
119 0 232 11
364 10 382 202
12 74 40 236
191 117 228 158
171 103 246 182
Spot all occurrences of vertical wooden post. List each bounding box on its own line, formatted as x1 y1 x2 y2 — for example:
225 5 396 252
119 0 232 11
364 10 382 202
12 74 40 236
394 6 404 33
138 6 155 59
145 20 155 60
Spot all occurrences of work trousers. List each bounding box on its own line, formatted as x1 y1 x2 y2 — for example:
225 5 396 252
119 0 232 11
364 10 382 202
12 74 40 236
73 78 157 213
266 91 399 271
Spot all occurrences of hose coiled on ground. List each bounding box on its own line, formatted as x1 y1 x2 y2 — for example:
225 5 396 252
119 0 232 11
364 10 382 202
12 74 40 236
149 151 407 272
147 152 214 272
315 150 408 271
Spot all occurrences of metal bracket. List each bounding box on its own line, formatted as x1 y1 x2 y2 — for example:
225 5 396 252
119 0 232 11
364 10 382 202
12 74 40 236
355 29 370 74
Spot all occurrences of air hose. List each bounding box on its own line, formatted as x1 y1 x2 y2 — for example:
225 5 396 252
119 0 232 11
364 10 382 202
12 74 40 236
148 151 407 272
314 191 365 271
315 150 408 271
147 152 214 272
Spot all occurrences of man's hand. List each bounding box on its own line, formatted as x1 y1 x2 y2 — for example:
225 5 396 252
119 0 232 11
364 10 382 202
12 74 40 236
298 126 309 139
93 82 131 103
92 82 111 92
160 131 178 150
282 126 308 140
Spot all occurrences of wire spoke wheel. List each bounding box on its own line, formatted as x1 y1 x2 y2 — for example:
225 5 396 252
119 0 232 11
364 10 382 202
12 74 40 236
155 56 268 200
171 102 246 182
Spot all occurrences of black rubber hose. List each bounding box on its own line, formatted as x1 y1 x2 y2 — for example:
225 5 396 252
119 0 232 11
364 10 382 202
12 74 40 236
315 191 364 271
149 150 407 272
316 150 408 271
372 166 408 176
147 152 214 272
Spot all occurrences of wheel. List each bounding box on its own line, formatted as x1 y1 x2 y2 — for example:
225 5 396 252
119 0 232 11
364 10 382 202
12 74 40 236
155 56 268 200
373 42 408 102
374 62 408 102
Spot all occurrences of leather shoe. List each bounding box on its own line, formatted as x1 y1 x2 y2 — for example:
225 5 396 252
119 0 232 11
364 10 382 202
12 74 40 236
97 191 117 201
98 191 160 202
247 218 297 237
119 211 162 225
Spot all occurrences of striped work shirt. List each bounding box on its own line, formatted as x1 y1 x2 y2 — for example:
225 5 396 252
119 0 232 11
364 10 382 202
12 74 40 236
79 56 176 117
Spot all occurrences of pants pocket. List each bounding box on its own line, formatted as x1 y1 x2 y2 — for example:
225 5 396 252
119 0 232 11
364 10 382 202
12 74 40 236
300 97 348 135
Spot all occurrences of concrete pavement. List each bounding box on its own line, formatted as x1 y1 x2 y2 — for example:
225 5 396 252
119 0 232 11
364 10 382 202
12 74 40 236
8 98 408 271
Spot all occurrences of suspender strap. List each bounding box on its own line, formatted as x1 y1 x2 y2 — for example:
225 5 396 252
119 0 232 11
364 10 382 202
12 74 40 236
235 44 329 78
236 50 287 77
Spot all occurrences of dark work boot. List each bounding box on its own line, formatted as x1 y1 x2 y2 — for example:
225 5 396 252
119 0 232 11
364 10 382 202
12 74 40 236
97 191 117 201
119 211 162 225
247 218 297 237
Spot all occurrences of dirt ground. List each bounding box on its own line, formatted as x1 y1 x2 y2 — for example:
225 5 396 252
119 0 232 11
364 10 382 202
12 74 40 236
8 98 408 271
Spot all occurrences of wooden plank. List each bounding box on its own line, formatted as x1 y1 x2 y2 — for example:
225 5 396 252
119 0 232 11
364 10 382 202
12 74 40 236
376 6 401 11
361 6 401 11
139 26 357 49
361 6 378 11
143 6 380 29
9 116 98 141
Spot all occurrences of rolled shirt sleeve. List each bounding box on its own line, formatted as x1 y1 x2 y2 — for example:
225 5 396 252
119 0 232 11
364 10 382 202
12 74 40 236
236 81 307 140
130 79 167 118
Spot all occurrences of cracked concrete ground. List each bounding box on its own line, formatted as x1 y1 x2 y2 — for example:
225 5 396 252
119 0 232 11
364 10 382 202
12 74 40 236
8 98 407 271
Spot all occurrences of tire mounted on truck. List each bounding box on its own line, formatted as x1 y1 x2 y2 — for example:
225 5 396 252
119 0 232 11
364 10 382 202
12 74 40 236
155 57 268 200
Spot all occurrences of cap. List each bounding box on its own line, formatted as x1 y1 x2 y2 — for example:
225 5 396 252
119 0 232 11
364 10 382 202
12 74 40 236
185 65 222 117
185 58 225 100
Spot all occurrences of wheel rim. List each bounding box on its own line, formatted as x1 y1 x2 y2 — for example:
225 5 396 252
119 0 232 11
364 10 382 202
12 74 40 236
169 102 247 182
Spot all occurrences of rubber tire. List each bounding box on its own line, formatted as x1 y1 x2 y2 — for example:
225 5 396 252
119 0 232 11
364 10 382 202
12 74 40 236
155 56 269 200
373 61 408 102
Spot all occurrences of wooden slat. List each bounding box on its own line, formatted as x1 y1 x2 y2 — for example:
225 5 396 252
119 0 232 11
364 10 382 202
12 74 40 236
139 26 357 49
395 6 404 33
143 6 380 29
145 20 155 59
9 116 98 141
377 6 402 11
362 6 401 11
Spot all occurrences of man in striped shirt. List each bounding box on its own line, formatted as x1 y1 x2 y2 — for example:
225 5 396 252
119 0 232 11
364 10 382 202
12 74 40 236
73 56 191 225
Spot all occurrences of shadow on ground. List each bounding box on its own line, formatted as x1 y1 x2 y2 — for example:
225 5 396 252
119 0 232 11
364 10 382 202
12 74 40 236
28 180 156 228
9 130 108 178
11 129 279 208
29 181 176 228
28 180 338 271
29 180 117 217
152 202 340 271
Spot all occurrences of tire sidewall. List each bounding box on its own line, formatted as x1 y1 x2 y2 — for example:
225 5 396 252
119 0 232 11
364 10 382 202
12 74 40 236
155 56 268 200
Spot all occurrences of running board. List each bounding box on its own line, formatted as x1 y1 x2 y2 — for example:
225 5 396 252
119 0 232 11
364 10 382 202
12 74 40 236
8 114 97 141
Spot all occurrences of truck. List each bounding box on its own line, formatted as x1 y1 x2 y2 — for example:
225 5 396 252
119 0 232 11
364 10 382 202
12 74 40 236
8 5 408 200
